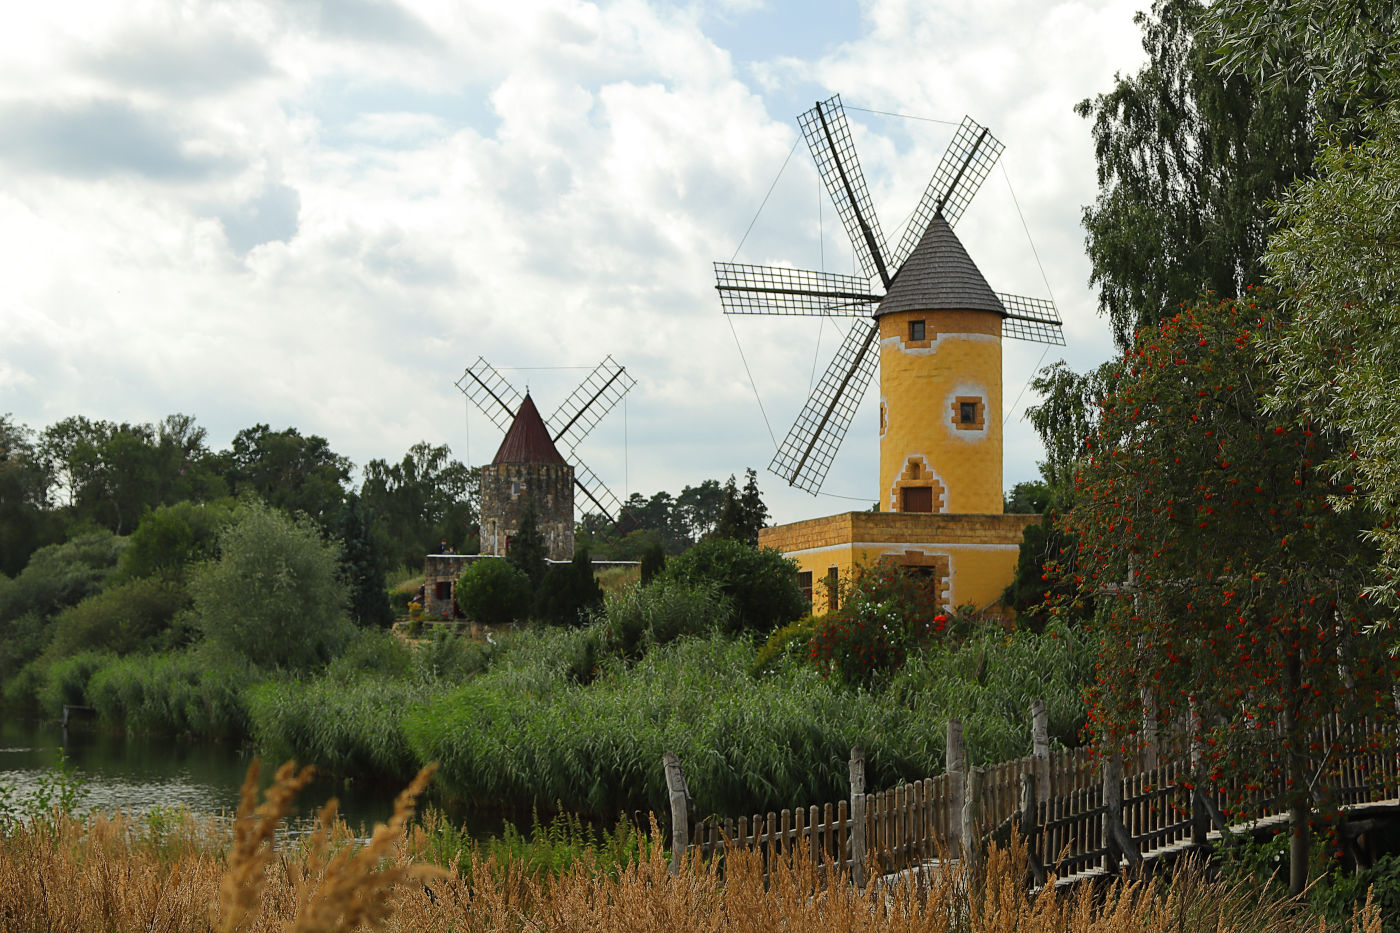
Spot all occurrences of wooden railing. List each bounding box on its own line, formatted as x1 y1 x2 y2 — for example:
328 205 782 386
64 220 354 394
663 708 1400 885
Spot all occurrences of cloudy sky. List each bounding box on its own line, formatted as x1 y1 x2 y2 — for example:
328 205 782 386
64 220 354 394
0 0 1149 525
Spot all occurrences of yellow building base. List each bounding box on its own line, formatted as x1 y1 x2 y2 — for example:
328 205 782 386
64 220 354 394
760 512 1038 620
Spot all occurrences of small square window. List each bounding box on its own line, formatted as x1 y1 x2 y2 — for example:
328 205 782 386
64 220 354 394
960 401 978 424
909 320 925 341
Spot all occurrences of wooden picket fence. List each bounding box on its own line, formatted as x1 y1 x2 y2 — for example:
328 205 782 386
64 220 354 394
663 708 1400 885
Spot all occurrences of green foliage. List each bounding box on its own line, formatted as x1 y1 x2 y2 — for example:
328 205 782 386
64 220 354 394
223 423 350 529
334 492 394 628
44 576 192 661
713 468 768 546
507 501 548 588
1076 0 1315 348
414 808 648 882
85 648 253 738
414 627 493 683
534 547 604 626
188 500 353 671
599 578 731 660
114 499 235 584
658 537 804 635
578 477 728 558
0 750 86 829
1002 480 1050 514
359 442 479 567
0 413 58 577
809 560 950 687
246 675 431 779
885 624 1093 765
455 558 529 626
750 614 819 676
36 651 117 715
1312 852 1400 932
0 530 126 684
1262 99 1400 629
325 627 415 682
638 540 665 584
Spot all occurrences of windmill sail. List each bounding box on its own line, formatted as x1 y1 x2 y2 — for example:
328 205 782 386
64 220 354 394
547 355 636 453
799 95 893 287
570 456 625 522
715 262 879 317
892 116 1004 271
769 318 881 494
997 293 1065 344
455 358 524 433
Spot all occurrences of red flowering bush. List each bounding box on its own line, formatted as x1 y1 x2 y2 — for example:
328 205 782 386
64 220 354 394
1052 293 1399 890
808 560 950 687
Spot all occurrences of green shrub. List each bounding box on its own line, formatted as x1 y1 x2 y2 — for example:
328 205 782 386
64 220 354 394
325 627 415 682
600 578 731 660
36 651 117 715
414 627 493 683
188 501 353 670
808 560 949 687
658 538 804 634
246 675 436 781
534 548 604 626
751 614 819 676
86 649 253 738
455 558 529 626
44 576 191 661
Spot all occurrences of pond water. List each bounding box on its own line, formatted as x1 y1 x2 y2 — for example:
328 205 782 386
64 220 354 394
0 716 402 832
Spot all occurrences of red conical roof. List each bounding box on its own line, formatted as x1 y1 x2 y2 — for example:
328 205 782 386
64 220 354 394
492 394 567 465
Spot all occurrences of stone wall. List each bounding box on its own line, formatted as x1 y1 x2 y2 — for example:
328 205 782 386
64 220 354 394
478 461 574 561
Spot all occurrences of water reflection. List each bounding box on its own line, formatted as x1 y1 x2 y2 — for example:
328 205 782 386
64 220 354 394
0 717 397 832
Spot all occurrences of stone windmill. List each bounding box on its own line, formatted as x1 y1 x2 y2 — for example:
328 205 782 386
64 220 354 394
457 356 634 560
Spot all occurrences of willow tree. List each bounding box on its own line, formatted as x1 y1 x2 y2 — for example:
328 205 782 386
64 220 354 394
1077 0 1315 347
1059 296 1397 894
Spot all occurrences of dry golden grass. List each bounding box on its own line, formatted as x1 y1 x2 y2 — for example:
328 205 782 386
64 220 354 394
0 760 1383 932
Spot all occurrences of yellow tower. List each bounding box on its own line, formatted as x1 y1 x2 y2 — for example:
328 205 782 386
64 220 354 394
876 216 1006 516
716 96 1064 617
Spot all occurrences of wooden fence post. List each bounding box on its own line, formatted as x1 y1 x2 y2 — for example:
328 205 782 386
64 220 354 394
1102 753 1122 874
850 747 866 888
663 751 690 875
947 719 965 851
1020 770 1047 886
961 766 983 872
1031 699 1050 805
1189 699 1209 848
1140 685 1159 772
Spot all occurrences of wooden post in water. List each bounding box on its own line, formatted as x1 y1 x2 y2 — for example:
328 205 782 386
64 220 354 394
663 751 690 876
947 719 965 852
849 747 867 889
961 766 982 872
1031 699 1050 805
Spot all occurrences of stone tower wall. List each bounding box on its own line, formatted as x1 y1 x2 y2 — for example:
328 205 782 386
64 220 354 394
478 461 574 561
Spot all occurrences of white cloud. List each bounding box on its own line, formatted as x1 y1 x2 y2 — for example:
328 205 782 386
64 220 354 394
0 0 1148 525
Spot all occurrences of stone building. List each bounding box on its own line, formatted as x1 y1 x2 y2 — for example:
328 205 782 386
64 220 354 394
477 394 574 561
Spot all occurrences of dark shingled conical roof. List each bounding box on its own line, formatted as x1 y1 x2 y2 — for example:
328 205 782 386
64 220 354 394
492 394 567 465
877 214 1005 317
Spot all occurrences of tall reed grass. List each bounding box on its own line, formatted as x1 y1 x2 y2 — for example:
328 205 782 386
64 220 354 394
0 759 1379 932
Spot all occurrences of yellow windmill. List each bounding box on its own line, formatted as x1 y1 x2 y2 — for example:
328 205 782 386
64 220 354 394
716 95 1064 615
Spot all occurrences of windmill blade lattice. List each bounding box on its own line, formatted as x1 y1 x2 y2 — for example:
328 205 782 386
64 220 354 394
770 318 881 494
799 95 893 287
455 357 524 432
547 356 636 453
892 116 1004 270
715 262 879 317
569 456 625 521
996 293 1066 344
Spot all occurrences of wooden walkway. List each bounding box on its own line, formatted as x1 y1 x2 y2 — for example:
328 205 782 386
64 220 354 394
663 709 1400 887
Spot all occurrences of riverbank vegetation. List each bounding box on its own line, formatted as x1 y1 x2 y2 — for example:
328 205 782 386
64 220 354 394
0 760 1384 933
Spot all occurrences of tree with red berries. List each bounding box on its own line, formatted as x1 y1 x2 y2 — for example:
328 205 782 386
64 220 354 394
1056 295 1398 894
